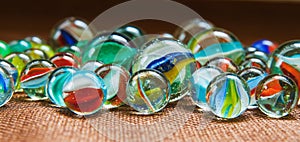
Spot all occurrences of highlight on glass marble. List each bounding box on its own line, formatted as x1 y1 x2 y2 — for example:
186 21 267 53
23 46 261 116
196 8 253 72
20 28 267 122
50 52 80 68
62 70 107 115
115 25 144 47
126 69 171 115
82 32 137 70
31 43 55 58
0 40 11 58
206 73 250 119
173 18 213 44
95 64 130 109
9 39 32 53
81 61 104 72
188 27 245 65
50 17 95 49
190 66 223 110
245 49 269 63
24 49 48 60
251 39 278 55
268 40 300 104
4 52 32 91
240 57 267 70
255 74 298 118
57 45 81 57
131 38 195 102
238 67 268 109
0 59 18 87
20 59 56 100
204 57 239 73
0 66 14 107
46 67 78 107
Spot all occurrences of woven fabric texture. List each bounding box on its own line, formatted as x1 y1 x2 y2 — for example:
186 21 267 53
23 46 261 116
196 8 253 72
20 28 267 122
0 93 299 142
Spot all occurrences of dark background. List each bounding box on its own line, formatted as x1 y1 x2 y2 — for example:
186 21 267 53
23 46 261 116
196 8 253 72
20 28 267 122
1 0 300 45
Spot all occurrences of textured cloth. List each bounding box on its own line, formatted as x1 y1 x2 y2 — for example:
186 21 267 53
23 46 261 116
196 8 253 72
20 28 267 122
0 93 299 142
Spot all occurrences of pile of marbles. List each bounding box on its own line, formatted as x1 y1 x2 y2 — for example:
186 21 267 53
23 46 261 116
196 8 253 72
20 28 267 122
0 17 299 119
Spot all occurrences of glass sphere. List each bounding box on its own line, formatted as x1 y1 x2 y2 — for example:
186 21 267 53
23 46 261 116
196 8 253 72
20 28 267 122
63 70 107 115
95 64 130 109
207 73 250 119
188 28 245 65
256 74 298 118
20 59 56 100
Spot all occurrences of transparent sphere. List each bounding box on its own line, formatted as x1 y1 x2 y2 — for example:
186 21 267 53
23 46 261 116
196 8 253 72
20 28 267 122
25 49 48 60
0 66 14 107
50 17 95 49
4 53 31 91
126 69 170 115
207 73 250 119
191 66 223 110
238 67 268 109
204 57 239 73
95 64 130 109
20 59 56 100
240 57 267 70
82 32 137 70
63 70 107 115
268 40 300 104
46 67 78 107
131 38 195 102
256 74 298 118
0 59 18 87
174 18 213 44
188 28 245 65
50 52 80 68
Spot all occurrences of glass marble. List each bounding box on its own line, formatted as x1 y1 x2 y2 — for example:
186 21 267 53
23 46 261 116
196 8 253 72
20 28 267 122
238 67 268 109
191 66 223 110
57 45 81 57
207 73 250 119
95 64 130 109
240 57 267 70
0 40 11 58
251 39 278 55
50 17 95 49
46 67 78 107
115 25 144 46
50 52 80 68
31 44 55 58
82 32 137 69
174 18 213 44
126 69 170 114
81 61 104 72
188 28 245 65
25 36 46 45
268 40 300 104
256 74 298 118
62 70 107 115
245 50 269 63
9 39 32 53
25 49 48 60
204 57 239 73
0 66 14 107
0 59 18 87
20 59 56 100
4 53 31 90
131 38 195 102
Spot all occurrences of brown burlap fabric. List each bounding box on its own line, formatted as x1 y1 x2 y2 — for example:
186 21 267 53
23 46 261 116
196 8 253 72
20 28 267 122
0 93 299 142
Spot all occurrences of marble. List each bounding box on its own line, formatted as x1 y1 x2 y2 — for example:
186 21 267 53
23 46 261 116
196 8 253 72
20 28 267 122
207 73 250 119
20 59 56 100
126 69 170 114
256 74 298 118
